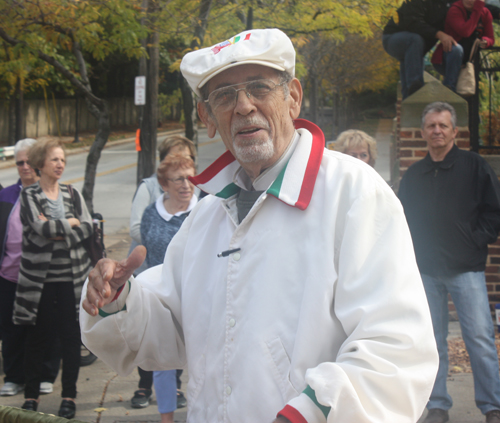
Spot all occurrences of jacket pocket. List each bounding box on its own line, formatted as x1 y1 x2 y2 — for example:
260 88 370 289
266 336 299 401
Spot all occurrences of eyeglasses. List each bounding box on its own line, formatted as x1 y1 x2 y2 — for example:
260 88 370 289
16 160 30 167
204 79 286 113
167 176 192 186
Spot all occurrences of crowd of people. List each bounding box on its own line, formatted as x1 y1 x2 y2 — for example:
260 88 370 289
0 134 198 420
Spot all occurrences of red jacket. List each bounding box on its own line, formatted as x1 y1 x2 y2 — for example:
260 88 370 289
431 0 494 65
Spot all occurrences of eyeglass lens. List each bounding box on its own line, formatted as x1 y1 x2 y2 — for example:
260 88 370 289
171 177 190 185
16 161 29 166
208 80 279 112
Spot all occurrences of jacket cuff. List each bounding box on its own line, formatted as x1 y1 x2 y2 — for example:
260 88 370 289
280 386 329 423
98 279 131 317
277 405 308 423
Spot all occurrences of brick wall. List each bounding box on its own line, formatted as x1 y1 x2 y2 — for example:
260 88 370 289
398 127 471 176
487 238 500 311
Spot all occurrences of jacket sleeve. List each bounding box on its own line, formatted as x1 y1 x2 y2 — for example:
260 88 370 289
130 182 152 244
67 187 93 249
481 9 495 48
140 206 153 267
279 178 438 423
472 160 500 247
20 187 72 242
80 214 190 375
445 1 486 40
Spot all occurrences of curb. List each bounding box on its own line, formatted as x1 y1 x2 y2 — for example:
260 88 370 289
0 129 185 170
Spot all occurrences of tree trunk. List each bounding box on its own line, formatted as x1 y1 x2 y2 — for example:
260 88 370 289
181 70 195 141
137 23 159 184
7 77 23 145
246 6 253 30
8 96 16 145
309 71 318 124
81 100 110 214
182 0 213 146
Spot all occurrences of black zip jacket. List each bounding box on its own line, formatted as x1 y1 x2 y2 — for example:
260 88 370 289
398 144 500 276
384 0 500 54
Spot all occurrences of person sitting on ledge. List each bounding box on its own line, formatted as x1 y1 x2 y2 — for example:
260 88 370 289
431 0 494 93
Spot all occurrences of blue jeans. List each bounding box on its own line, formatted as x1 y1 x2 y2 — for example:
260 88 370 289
422 272 500 414
432 44 464 92
153 370 177 413
383 32 425 99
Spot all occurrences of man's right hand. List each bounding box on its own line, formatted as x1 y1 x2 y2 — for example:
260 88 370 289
82 246 146 316
436 31 457 52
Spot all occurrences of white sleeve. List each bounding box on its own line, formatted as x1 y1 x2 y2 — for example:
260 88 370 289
129 183 152 244
79 222 191 375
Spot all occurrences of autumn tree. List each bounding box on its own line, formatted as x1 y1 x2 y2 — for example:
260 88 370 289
164 0 398 137
0 0 147 212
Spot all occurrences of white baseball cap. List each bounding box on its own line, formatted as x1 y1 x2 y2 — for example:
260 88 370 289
180 28 296 98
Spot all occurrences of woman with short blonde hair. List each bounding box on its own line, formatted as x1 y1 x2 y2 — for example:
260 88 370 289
336 130 378 167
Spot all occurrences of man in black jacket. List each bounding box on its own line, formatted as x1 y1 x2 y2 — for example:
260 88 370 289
383 0 499 99
398 102 500 423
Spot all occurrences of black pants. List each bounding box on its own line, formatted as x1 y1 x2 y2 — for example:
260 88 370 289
24 282 80 399
138 368 183 390
0 276 26 385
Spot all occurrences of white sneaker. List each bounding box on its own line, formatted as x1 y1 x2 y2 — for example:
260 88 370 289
39 382 53 394
0 382 24 396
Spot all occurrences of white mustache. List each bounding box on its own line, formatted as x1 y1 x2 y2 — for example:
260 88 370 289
231 117 270 138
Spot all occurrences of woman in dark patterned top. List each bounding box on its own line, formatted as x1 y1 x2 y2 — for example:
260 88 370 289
140 154 197 423
14 139 92 419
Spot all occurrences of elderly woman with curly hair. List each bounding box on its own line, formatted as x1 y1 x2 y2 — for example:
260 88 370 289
140 154 197 423
14 139 92 419
336 129 378 167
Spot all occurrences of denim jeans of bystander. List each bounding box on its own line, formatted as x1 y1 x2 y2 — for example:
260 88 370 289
383 31 426 99
422 271 500 414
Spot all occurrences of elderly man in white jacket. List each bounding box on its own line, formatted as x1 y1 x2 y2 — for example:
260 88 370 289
80 28 438 423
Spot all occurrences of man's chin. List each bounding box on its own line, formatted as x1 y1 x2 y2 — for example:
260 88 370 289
234 146 274 164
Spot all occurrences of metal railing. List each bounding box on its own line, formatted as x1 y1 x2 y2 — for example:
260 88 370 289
470 46 500 152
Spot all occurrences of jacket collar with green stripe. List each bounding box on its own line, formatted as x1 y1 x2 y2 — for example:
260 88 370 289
190 119 324 211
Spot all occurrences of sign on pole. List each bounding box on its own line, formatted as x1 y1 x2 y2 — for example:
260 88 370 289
135 76 146 105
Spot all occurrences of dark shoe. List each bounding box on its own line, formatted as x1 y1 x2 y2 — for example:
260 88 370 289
424 408 449 423
177 390 187 408
408 80 424 97
487 410 500 423
131 389 152 408
21 400 38 411
58 399 76 419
